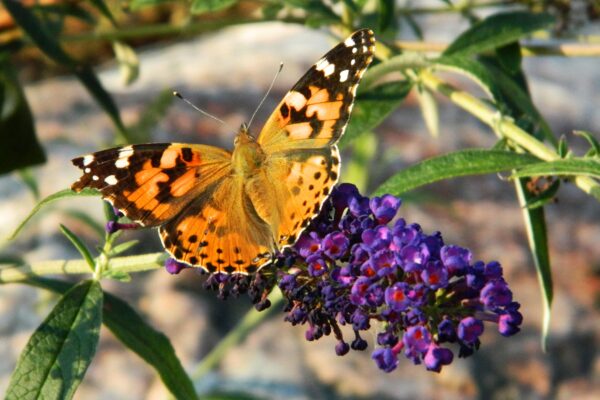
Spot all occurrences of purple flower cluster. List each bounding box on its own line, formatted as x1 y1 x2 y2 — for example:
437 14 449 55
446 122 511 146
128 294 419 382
276 183 522 373
159 183 522 373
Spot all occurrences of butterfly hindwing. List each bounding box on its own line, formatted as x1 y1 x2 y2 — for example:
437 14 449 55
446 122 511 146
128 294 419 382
71 144 231 226
159 176 274 274
246 146 340 248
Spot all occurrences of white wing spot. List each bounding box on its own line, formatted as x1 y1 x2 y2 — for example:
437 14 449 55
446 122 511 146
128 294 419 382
84 168 91 173
323 63 335 77
83 155 94 166
92 175 99 181
104 175 118 185
362 45 368 53
344 37 355 47
352 47 357 54
339 70 349 82
315 58 329 71
115 158 129 168
351 59 356 66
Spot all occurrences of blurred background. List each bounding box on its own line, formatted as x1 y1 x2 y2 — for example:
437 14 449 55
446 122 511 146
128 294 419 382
1 1 599 399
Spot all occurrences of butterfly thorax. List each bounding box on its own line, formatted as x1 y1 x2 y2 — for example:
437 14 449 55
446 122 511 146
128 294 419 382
232 126 265 176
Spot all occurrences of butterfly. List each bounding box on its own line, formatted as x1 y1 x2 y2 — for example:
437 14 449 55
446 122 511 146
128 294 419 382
71 29 375 274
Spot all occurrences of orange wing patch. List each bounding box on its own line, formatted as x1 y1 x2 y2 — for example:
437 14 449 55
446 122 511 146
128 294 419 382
160 177 275 274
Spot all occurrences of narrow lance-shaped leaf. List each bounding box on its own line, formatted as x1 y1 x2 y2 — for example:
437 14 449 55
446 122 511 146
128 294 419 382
374 149 540 196
443 11 555 57
6 280 103 400
59 224 96 271
20 277 198 400
514 180 552 351
511 158 600 180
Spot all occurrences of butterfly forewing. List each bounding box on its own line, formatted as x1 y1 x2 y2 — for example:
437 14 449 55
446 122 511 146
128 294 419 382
72 144 231 226
254 29 374 250
257 29 375 153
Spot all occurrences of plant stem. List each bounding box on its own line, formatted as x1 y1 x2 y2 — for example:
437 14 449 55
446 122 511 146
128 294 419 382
0 252 166 283
418 69 600 200
395 40 600 57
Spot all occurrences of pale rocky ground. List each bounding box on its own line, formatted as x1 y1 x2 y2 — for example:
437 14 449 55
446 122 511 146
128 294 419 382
1 20 600 400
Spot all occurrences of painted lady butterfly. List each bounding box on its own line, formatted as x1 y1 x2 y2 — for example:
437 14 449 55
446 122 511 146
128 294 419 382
72 29 375 274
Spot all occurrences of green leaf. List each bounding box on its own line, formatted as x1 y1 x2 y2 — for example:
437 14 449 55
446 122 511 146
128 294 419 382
443 11 555 57
511 158 600 179
6 280 103 400
102 270 131 282
514 179 552 351
59 224 96 271
25 277 197 399
109 240 140 256
373 149 540 196
495 42 522 75
0 59 46 174
416 86 439 138
191 0 238 14
340 80 413 149
102 293 198 399
574 130 600 157
6 187 99 241
113 41 139 86
435 56 557 147
21 276 198 400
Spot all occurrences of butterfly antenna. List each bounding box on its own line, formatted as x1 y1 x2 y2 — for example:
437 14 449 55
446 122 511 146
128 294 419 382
247 62 284 131
173 91 235 132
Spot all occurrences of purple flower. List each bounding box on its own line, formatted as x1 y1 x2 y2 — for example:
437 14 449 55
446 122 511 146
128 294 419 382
105 221 138 234
385 282 410 312
480 279 513 308
498 302 523 336
403 326 432 364
231 183 525 374
295 232 322 259
336 340 350 356
437 319 457 343
420 260 448 289
322 231 349 259
424 344 453 373
457 317 484 344
372 347 399 372
441 245 471 276
308 257 328 277
370 194 401 223
348 195 371 217
350 277 372 306
165 257 187 275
